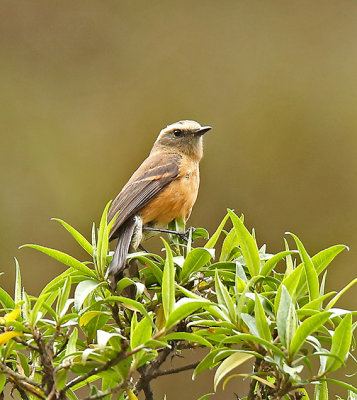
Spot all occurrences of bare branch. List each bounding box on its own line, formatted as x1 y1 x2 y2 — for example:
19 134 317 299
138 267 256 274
151 361 200 378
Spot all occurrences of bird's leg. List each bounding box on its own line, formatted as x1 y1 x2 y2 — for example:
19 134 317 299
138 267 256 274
143 226 193 242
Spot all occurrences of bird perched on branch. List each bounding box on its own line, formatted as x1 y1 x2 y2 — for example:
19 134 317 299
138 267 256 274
107 120 211 288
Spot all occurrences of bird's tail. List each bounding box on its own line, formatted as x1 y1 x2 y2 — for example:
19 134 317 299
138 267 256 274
108 216 136 288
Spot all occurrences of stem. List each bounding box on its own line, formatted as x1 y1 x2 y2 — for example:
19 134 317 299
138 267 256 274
0 363 43 389
82 381 127 400
151 361 199 378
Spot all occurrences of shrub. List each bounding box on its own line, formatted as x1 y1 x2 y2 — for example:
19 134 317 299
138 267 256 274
0 206 355 399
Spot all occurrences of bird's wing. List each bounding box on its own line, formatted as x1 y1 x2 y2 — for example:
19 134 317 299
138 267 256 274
108 152 182 240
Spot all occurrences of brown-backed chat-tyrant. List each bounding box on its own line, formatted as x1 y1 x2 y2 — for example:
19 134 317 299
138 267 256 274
107 120 211 287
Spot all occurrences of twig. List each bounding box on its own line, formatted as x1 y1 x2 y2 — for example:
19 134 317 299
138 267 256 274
15 382 46 400
61 340 136 393
13 336 40 352
0 363 43 389
82 381 127 400
151 361 199 378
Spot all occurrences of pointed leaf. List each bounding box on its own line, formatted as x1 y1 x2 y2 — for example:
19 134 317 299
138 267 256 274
205 213 229 249
261 250 297 277
0 287 15 309
14 258 22 305
289 312 331 357
277 285 297 350
325 313 352 372
20 244 96 278
220 228 238 262
287 233 319 304
162 239 175 321
52 218 93 256
181 248 213 282
65 327 78 360
215 270 236 323
228 210 260 276
165 298 211 331
254 293 272 342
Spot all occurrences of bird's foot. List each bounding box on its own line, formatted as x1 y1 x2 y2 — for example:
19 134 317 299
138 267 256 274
143 226 195 242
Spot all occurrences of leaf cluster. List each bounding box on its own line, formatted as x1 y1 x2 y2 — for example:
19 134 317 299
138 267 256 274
0 206 356 400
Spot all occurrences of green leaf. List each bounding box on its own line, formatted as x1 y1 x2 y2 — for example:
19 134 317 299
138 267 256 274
215 270 236 323
313 245 348 276
296 245 348 297
57 277 72 316
131 316 152 349
0 287 15 310
326 278 357 310
241 313 259 337
65 327 78 360
222 334 286 358
74 279 101 310
197 394 214 400
287 233 319 304
107 296 155 329
325 313 352 372
14 258 22 305
260 250 297 277
193 348 226 379
0 372 5 393
254 293 272 342
165 298 211 331
96 201 111 276
274 265 303 314
192 227 209 240
277 285 297 350
30 292 51 327
219 228 238 262
17 352 30 377
228 210 260 276
131 255 163 284
180 248 213 282
314 380 328 400
289 312 331 357
20 244 96 278
204 213 229 249
163 332 213 348
214 351 254 390
162 239 175 321
80 311 105 327
320 378 357 395
52 218 93 256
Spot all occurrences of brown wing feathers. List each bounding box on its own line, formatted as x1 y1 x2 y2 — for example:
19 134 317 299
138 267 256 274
108 152 182 240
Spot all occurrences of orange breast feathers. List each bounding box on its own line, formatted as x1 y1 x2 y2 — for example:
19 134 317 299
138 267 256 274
138 157 200 227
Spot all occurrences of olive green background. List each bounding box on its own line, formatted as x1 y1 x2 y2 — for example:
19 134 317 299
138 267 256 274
0 1 356 398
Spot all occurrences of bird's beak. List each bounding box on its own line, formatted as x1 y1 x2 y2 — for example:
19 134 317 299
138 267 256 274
194 126 212 136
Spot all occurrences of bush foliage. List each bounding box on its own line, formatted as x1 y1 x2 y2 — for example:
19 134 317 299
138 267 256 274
0 206 356 399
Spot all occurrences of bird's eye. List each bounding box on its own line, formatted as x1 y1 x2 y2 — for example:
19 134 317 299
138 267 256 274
173 129 183 137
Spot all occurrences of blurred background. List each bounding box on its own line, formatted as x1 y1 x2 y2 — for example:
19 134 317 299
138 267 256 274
0 1 356 398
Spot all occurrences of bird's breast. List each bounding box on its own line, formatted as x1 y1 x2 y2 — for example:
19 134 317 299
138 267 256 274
139 160 200 227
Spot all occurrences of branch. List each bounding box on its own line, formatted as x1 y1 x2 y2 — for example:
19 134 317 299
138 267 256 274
32 328 56 395
61 340 143 393
151 361 200 378
0 363 43 389
82 381 127 400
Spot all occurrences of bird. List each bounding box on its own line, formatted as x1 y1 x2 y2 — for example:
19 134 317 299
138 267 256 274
107 120 211 288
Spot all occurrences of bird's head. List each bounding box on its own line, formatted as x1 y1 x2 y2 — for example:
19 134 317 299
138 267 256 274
152 120 211 161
